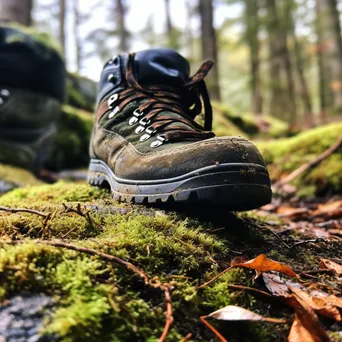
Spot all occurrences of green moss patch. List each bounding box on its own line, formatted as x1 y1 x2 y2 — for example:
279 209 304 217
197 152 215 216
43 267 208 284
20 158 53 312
47 105 93 171
0 181 340 341
213 102 289 138
0 163 42 188
258 122 342 196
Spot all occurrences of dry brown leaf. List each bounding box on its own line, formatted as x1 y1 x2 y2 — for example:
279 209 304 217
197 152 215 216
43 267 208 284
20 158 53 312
263 273 301 296
264 274 342 322
319 258 342 275
288 294 331 342
208 305 286 324
310 291 342 309
291 287 341 322
233 254 298 278
315 200 342 214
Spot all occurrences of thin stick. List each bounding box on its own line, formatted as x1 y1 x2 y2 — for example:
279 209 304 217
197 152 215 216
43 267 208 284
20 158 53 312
158 288 174 342
0 239 149 284
198 266 232 289
200 316 228 342
0 206 47 218
227 284 274 299
291 238 327 248
274 136 342 187
180 333 192 342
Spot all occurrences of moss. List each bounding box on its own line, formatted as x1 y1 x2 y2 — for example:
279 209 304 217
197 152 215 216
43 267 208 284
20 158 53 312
3 23 62 58
47 105 93 171
212 102 289 138
0 181 339 341
66 73 96 112
258 123 342 196
0 163 42 188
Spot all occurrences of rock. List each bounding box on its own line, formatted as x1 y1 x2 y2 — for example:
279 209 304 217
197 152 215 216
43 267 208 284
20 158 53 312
0 295 56 342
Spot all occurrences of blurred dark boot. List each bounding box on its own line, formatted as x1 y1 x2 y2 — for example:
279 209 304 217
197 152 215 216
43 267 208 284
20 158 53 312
0 26 65 173
88 48 272 209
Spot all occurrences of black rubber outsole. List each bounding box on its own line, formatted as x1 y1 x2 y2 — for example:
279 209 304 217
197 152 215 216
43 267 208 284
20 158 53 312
88 159 272 211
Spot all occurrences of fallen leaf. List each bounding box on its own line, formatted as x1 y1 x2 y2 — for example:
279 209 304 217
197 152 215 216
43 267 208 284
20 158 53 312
310 291 342 309
291 287 341 322
319 258 342 275
315 200 342 214
208 305 286 324
288 293 331 342
263 273 301 296
233 254 298 278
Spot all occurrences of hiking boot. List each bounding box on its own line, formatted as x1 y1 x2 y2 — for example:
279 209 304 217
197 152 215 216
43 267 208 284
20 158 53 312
88 48 272 209
0 26 65 173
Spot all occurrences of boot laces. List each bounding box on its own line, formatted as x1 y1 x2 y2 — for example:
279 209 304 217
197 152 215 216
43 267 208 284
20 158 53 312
107 53 215 147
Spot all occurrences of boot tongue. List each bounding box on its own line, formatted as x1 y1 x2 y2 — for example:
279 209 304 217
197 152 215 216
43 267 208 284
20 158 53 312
134 48 190 87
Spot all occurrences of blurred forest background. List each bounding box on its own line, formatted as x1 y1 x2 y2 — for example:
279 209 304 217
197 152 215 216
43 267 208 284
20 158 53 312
2 0 342 128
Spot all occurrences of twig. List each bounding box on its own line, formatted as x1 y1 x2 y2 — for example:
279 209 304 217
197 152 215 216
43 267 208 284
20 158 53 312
200 316 227 342
158 287 174 342
0 206 47 218
62 203 99 230
274 136 342 187
0 239 149 284
227 284 274 299
180 333 192 342
197 266 232 289
291 238 327 248
0 239 174 340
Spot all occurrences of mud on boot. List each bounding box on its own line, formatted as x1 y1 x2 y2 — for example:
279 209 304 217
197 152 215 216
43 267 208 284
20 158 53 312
88 48 272 210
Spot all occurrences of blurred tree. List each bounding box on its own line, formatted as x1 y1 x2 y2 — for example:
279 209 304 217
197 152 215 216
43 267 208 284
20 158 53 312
59 0 66 55
199 0 221 101
244 0 262 115
288 2 312 118
0 0 33 26
164 0 181 50
265 0 284 119
116 0 129 52
316 0 342 114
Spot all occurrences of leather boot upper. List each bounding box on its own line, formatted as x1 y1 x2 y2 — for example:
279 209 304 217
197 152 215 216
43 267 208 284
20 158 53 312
90 48 266 180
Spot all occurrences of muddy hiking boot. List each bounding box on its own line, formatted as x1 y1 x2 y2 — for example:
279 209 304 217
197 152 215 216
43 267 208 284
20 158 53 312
88 48 272 209
0 26 65 173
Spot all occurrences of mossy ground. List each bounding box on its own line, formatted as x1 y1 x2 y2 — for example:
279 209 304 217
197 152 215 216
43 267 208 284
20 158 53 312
47 105 93 171
258 122 342 197
0 180 340 341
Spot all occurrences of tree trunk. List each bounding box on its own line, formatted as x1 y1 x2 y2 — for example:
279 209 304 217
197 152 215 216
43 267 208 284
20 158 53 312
316 0 329 122
116 0 128 52
165 0 172 36
73 0 81 73
282 1 297 124
59 0 66 56
265 0 284 119
245 0 262 115
0 0 33 26
316 0 342 113
328 0 342 110
198 0 221 101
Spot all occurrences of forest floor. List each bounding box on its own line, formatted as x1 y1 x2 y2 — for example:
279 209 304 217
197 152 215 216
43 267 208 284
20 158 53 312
0 124 341 342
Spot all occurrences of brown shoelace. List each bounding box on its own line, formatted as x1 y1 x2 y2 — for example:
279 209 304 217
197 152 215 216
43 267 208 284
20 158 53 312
101 53 216 143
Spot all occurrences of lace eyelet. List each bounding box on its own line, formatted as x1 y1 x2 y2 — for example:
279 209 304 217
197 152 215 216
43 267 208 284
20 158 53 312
145 126 156 135
108 106 120 119
133 108 144 117
139 117 151 126
150 136 166 148
107 94 118 108
129 117 139 125
135 126 145 134
140 134 151 142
